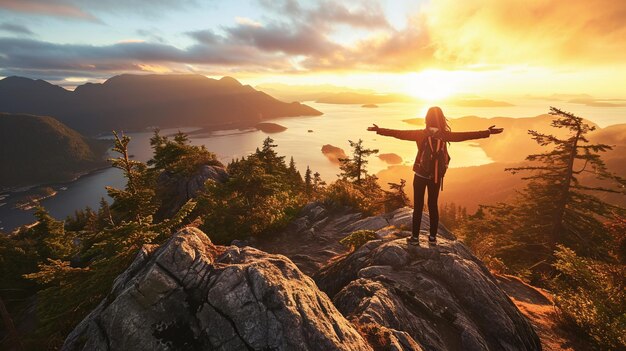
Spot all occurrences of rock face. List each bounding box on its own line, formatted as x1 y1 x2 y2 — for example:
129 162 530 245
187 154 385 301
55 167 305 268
314 237 541 351
62 227 370 351
156 164 228 219
259 204 539 350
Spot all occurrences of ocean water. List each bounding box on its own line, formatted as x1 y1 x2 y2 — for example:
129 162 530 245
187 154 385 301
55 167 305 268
1 100 624 231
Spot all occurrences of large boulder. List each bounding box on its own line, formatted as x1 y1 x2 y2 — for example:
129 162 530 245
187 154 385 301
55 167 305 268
62 227 371 351
314 237 541 351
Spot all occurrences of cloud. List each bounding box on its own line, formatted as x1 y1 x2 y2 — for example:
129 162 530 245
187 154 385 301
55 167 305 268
0 23 35 35
2 0 625 81
0 37 291 79
235 17 262 28
225 22 341 56
0 0 98 21
0 0 198 21
258 0 390 30
423 0 626 66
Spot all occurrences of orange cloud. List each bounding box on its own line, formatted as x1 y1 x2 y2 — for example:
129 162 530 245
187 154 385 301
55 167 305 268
424 0 626 66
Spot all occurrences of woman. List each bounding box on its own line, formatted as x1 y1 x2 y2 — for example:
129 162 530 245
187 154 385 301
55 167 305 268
367 106 503 245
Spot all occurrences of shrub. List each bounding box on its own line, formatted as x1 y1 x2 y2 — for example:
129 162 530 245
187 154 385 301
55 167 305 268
551 245 626 349
340 230 378 251
322 177 384 215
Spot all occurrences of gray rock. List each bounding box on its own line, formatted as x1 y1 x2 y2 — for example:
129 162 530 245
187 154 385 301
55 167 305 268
342 215 389 233
314 237 541 351
62 227 371 351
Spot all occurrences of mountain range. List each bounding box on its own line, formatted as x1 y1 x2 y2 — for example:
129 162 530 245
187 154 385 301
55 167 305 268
0 74 322 134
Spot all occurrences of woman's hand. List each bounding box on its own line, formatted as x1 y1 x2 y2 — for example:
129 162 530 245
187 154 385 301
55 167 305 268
367 123 380 132
488 125 503 134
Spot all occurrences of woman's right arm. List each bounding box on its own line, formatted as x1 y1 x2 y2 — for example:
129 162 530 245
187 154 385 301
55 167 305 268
368 124 421 141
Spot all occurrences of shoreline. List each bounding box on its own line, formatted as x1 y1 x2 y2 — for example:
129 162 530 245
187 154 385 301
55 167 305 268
0 163 112 195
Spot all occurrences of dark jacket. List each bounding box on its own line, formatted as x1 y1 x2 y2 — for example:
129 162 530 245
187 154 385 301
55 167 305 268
376 127 491 174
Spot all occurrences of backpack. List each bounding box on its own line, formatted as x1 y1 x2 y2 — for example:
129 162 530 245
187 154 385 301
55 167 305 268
414 130 451 189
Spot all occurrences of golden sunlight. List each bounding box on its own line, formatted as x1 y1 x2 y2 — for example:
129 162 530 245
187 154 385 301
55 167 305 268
401 70 463 101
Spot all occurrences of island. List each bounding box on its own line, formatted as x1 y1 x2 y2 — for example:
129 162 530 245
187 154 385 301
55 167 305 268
256 122 288 133
321 144 347 164
378 153 403 164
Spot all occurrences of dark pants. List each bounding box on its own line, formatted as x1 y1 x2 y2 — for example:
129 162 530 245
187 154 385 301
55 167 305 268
412 174 440 238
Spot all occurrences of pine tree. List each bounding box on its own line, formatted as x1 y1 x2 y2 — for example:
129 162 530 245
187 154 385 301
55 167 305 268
106 131 158 224
287 156 303 188
304 166 313 197
97 198 115 229
30 205 72 260
338 139 379 184
506 107 625 257
313 172 326 192
256 137 285 174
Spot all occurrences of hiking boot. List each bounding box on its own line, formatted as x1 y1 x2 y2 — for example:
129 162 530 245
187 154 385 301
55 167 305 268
428 234 437 245
407 236 420 245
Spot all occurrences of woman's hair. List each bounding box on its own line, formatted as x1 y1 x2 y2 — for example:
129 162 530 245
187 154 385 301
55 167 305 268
425 106 451 132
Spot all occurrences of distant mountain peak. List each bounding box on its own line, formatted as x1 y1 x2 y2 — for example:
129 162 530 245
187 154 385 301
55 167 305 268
219 76 242 86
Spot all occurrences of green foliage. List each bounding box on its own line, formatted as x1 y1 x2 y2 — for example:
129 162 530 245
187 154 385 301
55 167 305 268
197 137 306 244
319 139 386 215
106 131 159 224
322 177 384 215
383 179 410 213
340 230 378 251
551 245 626 349
148 129 221 175
338 139 379 184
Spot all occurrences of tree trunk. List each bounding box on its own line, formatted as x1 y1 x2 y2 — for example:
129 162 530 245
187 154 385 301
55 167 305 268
550 125 582 251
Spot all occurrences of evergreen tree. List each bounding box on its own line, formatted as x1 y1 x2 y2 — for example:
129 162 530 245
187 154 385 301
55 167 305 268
106 131 158 224
256 137 285 174
30 205 73 260
286 156 303 189
313 172 326 191
304 166 313 197
338 139 379 184
506 107 625 257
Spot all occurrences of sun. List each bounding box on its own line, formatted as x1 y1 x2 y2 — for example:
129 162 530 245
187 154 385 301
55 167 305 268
402 70 462 101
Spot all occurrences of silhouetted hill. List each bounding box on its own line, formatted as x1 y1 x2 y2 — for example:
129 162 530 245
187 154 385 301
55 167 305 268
0 113 109 189
0 74 322 134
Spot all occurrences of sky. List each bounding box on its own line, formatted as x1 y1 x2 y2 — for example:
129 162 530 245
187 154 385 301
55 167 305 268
0 0 625 99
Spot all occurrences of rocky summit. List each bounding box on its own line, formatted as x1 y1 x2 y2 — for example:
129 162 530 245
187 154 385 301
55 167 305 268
315 237 541 350
62 228 370 351
63 204 541 351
